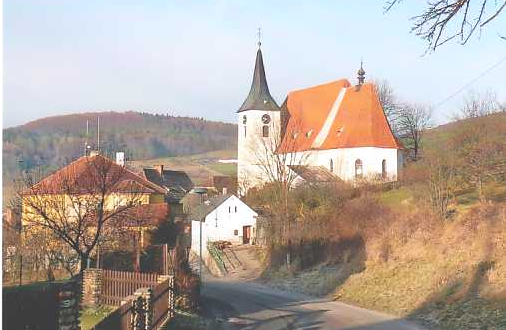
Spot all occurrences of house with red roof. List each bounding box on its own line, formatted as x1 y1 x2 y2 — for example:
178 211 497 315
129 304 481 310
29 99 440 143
237 43 404 192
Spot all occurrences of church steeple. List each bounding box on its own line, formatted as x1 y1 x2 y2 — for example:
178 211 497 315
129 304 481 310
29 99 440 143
237 40 279 113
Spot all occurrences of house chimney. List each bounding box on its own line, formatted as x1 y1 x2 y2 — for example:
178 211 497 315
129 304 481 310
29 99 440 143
154 165 164 175
116 152 125 166
222 187 228 195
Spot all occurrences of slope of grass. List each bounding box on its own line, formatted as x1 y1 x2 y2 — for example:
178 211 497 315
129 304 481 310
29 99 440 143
80 306 114 330
332 182 506 330
128 149 236 185
205 163 237 176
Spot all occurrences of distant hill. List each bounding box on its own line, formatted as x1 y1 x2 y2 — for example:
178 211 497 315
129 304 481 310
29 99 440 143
3 111 237 192
423 111 506 149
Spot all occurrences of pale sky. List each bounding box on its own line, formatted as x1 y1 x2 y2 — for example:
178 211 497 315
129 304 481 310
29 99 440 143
4 0 506 128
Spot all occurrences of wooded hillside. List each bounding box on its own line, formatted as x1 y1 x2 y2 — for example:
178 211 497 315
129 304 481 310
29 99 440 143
3 111 237 190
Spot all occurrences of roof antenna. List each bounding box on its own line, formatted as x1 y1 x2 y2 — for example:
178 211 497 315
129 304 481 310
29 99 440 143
84 120 89 156
257 27 262 48
97 117 100 153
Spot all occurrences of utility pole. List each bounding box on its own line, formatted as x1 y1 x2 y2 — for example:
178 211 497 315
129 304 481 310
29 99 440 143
17 159 23 286
97 117 100 152
193 187 208 286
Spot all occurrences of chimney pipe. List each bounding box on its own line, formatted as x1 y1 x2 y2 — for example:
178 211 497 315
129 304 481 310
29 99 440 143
154 165 164 175
116 152 125 167
222 187 228 195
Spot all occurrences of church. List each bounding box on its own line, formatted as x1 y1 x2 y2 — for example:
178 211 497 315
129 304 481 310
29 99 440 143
237 41 404 193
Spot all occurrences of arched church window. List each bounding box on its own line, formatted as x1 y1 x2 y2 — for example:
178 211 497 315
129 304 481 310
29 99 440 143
382 159 387 179
329 159 334 172
355 159 363 179
262 125 269 137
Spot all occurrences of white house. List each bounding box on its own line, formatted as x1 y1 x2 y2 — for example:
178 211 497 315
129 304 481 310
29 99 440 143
189 194 258 259
237 42 404 193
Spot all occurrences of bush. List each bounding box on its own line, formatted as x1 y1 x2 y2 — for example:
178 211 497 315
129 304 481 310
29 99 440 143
3 280 68 330
175 272 200 312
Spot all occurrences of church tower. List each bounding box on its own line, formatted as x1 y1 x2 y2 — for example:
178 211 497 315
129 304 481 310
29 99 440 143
237 38 280 194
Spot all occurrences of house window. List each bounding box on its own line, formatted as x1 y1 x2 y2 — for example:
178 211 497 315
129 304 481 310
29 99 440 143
234 206 238 213
262 125 269 137
355 159 363 179
329 159 334 172
242 115 247 124
382 159 387 179
229 206 231 213
244 126 247 137
234 229 238 236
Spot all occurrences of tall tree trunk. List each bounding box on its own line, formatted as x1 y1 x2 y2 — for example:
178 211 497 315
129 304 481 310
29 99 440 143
134 230 141 272
80 253 89 276
477 177 486 203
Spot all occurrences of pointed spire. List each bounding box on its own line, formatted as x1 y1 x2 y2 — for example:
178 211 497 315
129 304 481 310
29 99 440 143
237 34 279 113
357 60 366 85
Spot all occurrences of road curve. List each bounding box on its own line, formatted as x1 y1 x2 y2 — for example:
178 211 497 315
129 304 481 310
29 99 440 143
202 278 427 330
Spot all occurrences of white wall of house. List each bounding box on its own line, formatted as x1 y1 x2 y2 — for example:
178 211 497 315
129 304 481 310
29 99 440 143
191 195 258 259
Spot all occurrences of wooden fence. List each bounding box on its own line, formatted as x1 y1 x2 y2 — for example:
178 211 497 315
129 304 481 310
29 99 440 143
92 278 174 330
91 299 133 330
100 269 159 306
152 277 174 329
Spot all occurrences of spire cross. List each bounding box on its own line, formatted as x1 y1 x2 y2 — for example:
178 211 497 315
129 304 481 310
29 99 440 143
257 27 262 47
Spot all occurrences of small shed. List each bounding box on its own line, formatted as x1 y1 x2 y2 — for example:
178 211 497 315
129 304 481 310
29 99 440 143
189 194 257 258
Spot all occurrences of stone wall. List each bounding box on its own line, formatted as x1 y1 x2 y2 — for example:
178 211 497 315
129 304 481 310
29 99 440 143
83 268 103 307
57 280 80 330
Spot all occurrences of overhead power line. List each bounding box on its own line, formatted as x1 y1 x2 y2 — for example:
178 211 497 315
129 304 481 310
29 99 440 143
434 53 506 109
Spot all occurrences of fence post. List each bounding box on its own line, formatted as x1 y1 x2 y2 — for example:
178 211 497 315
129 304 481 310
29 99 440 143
168 276 175 319
157 274 170 284
133 288 152 330
156 275 175 319
83 268 103 307
58 280 80 330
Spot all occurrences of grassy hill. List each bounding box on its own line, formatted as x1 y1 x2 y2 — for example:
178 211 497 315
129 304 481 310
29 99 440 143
3 111 237 204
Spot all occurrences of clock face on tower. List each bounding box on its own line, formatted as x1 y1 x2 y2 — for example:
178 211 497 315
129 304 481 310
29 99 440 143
261 114 271 124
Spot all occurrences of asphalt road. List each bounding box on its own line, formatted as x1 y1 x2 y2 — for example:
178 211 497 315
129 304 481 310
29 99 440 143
200 246 426 330
202 279 426 330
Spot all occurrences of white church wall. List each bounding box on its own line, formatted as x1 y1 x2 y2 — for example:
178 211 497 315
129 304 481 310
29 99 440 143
238 109 281 194
289 147 400 182
191 196 258 258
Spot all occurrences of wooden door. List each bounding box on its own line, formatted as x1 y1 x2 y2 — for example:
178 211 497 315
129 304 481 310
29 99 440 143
242 226 251 244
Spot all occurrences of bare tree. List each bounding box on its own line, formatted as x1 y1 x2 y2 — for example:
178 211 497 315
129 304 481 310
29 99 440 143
451 115 506 202
397 103 432 160
374 79 401 134
458 89 501 119
425 150 458 217
245 115 310 268
386 0 506 51
19 155 148 274
252 118 309 192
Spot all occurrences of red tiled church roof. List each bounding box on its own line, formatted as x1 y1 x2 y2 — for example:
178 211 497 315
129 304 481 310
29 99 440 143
279 80 403 153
